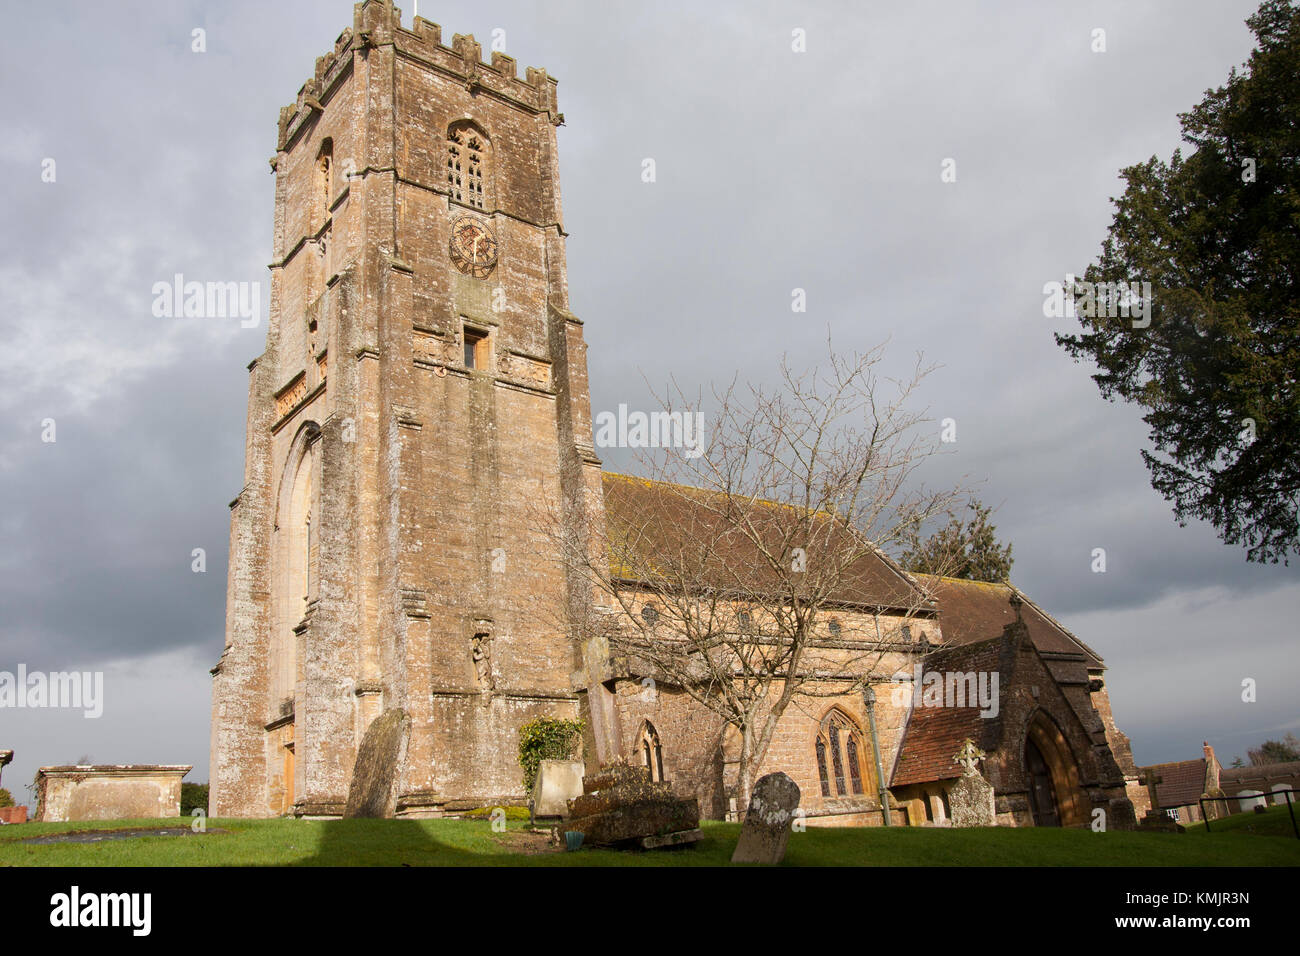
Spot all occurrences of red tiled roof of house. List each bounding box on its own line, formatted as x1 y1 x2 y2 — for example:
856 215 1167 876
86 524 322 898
1221 761 1300 787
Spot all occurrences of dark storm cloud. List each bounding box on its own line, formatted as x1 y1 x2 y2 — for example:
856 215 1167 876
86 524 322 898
0 0 1292 793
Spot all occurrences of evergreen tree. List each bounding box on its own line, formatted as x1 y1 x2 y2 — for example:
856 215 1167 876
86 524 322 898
1056 0 1300 563
902 499 1014 582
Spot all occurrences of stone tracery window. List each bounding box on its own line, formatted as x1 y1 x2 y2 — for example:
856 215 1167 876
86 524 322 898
815 709 867 798
447 120 489 209
639 721 665 782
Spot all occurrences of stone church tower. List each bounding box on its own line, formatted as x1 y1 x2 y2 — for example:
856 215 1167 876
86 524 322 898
210 1 607 817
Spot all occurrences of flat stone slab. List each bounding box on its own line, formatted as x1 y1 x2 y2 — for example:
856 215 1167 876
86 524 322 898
568 779 676 818
581 764 650 793
567 797 700 846
640 827 703 850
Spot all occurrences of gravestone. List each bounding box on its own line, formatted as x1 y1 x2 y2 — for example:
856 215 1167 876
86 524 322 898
947 739 996 827
565 762 700 848
532 759 584 819
1139 809 1185 832
731 772 800 864
344 708 410 819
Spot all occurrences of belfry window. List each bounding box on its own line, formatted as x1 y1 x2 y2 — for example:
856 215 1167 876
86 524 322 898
815 709 868 798
447 121 489 209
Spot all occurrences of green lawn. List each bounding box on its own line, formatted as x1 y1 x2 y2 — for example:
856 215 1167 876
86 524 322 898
1186 802 1300 840
2 815 1298 866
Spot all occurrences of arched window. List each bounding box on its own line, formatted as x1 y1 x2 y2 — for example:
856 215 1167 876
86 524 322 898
815 709 868 798
447 120 490 209
639 721 665 782
272 424 320 709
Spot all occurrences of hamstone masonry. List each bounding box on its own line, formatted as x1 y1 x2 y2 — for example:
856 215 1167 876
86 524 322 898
210 1 1147 829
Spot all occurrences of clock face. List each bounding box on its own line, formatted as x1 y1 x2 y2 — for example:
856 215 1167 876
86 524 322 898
449 216 498 278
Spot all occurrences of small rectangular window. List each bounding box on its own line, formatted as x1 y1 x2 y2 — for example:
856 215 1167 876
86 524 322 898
463 328 487 369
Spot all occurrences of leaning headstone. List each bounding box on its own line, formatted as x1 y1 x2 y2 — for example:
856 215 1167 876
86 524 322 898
344 708 411 819
947 738 996 827
731 772 800 864
532 759 585 819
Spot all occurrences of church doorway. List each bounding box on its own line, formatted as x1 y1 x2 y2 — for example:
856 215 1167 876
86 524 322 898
1023 711 1087 826
1025 739 1060 827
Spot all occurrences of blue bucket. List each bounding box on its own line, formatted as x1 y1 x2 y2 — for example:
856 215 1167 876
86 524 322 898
564 830 585 851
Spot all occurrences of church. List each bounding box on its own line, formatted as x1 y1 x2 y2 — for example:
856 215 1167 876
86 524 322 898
209 0 1146 829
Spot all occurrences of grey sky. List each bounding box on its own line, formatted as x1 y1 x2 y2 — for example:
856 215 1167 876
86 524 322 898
1 0 1295 798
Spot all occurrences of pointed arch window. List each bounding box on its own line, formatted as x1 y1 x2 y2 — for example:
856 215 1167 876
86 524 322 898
816 738 830 797
639 721 665 782
447 121 490 209
846 734 863 795
816 709 868 798
272 424 320 711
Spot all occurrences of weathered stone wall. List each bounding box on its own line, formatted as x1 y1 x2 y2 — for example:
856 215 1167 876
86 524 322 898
212 0 595 818
986 636 1135 828
604 593 934 823
1088 675 1150 818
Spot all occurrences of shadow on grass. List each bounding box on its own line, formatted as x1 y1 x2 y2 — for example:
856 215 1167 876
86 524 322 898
281 818 483 867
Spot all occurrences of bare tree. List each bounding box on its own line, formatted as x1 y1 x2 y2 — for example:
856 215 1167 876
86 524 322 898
545 342 965 811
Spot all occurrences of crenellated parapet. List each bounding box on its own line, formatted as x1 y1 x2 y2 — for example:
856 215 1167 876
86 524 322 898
277 0 560 152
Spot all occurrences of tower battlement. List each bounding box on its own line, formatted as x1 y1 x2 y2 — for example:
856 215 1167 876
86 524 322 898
277 0 560 152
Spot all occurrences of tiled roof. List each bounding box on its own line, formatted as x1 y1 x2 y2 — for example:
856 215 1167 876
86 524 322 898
915 575 1103 667
889 638 1005 787
601 473 927 611
1221 761 1300 787
1141 759 1209 809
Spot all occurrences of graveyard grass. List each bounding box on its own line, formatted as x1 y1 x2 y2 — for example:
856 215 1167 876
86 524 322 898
3 806 1300 866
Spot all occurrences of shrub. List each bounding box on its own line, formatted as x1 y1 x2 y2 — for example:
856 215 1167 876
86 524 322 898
517 716 584 794
181 782 209 816
0 788 12 808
